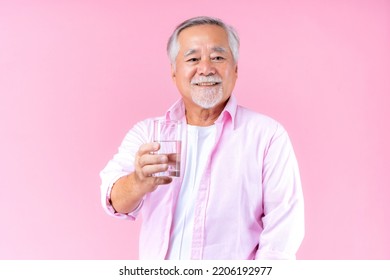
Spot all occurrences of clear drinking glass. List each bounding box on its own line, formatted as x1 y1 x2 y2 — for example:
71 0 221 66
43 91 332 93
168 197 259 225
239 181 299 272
153 119 182 177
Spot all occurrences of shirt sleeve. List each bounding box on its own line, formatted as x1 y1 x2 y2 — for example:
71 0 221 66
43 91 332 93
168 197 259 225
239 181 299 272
255 124 305 260
99 119 152 220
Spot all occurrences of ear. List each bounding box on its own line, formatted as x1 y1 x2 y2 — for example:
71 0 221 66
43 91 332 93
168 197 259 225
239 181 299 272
171 64 176 82
235 64 238 77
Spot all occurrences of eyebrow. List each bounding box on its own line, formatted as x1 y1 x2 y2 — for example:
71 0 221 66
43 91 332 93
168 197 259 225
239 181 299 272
183 46 227 57
212 46 227 53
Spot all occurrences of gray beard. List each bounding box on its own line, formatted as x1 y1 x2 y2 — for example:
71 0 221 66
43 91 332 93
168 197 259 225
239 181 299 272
190 85 223 109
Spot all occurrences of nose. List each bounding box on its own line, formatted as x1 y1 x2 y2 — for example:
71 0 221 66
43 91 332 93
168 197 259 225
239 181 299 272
197 59 216 76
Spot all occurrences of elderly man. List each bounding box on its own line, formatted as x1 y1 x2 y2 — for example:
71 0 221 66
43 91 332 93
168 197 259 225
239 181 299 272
100 16 304 260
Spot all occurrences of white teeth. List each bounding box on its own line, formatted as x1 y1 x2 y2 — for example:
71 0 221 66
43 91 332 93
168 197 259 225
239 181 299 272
191 77 222 86
196 82 218 86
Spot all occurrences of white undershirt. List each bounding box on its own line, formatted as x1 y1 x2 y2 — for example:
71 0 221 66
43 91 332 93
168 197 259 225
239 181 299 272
166 124 216 259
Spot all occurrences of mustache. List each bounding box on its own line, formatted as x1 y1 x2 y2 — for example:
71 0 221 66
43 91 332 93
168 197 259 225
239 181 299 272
191 76 222 85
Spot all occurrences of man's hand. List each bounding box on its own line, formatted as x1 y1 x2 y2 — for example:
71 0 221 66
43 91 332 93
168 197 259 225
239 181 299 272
133 142 173 194
110 142 173 214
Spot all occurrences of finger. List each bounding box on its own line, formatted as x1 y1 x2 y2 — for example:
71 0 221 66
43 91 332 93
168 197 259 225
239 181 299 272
154 176 173 185
138 142 160 156
141 163 169 177
138 154 168 167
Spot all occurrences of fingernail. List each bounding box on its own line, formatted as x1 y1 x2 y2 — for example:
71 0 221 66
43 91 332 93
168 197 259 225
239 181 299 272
160 156 168 163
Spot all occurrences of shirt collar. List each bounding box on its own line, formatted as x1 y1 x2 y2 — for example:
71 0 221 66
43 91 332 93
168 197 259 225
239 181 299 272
165 95 237 129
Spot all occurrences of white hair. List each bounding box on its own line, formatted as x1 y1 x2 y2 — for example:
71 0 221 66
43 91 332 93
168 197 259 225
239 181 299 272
167 16 240 66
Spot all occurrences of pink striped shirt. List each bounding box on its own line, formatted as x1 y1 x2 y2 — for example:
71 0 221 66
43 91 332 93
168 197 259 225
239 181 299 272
100 96 304 259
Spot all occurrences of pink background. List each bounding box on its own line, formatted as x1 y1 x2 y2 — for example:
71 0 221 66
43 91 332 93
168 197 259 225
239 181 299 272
1 0 389 259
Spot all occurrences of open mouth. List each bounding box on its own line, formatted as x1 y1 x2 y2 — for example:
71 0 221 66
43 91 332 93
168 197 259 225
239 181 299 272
193 82 221 86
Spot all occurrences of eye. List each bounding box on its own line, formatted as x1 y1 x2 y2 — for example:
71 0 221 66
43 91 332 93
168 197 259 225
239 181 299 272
186 57 199 62
212 56 225 61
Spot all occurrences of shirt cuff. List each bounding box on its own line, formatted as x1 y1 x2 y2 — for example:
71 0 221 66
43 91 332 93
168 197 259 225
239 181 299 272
104 176 143 220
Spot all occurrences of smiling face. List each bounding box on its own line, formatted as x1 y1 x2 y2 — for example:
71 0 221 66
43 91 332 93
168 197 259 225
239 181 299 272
171 24 238 111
